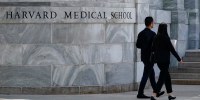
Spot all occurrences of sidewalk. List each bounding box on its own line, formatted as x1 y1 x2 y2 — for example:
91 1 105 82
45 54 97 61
0 85 200 100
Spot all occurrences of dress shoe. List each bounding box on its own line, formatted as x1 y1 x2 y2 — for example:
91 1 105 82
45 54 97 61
137 94 150 98
150 96 157 100
157 91 165 97
168 95 176 100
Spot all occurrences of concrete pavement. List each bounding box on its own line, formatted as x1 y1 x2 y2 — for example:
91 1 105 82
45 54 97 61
0 85 200 100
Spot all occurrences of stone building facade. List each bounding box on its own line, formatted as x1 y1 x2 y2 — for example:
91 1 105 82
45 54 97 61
0 0 199 94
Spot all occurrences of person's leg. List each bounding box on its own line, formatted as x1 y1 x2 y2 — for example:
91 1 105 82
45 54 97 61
156 63 167 92
138 62 151 95
148 63 157 93
164 64 173 93
162 64 176 100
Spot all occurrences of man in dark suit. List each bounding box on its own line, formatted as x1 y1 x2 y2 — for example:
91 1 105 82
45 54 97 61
136 16 164 98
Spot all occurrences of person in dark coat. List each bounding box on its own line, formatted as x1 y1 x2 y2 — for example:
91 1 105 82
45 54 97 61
150 23 183 100
136 16 164 99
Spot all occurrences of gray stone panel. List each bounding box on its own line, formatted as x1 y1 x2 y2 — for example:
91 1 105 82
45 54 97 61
163 0 178 10
189 12 199 25
80 44 123 64
80 45 101 64
177 40 187 57
105 63 134 85
22 44 83 66
105 24 134 43
171 11 188 24
122 43 134 62
188 40 199 49
0 44 22 65
52 64 105 86
149 0 163 9
136 0 149 3
163 0 184 10
156 10 171 24
184 0 197 9
136 4 149 23
171 24 188 40
52 24 105 44
188 24 200 40
0 65 51 87
99 44 123 63
0 24 51 44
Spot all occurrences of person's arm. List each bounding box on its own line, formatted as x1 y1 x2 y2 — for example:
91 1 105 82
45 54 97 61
166 37 181 61
136 33 143 49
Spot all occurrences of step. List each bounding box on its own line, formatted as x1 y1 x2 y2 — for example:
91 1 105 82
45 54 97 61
170 68 200 73
172 79 200 85
170 73 200 79
178 62 200 68
183 57 200 62
185 50 200 57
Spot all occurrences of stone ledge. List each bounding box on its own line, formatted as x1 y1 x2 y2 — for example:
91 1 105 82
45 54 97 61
0 2 135 8
0 2 51 6
0 83 138 95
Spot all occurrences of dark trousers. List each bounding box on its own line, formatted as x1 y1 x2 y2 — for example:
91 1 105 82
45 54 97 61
138 61 157 95
157 63 173 93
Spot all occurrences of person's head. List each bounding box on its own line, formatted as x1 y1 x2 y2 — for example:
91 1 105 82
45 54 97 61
145 16 154 29
157 23 169 38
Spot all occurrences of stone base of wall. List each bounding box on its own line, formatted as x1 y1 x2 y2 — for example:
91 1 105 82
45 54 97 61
0 83 139 95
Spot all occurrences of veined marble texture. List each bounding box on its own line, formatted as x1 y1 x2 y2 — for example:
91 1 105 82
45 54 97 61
136 4 150 23
171 11 188 24
0 24 51 44
156 10 171 24
52 24 105 44
177 40 187 57
189 12 199 24
105 24 134 43
22 44 123 65
163 0 184 10
0 44 22 65
0 65 51 87
188 24 200 40
188 40 199 49
184 0 198 9
52 64 105 86
22 44 83 66
150 10 171 24
81 44 123 64
122 43 134 62
135 0 149 3
105 63 134 85
177 24 188 40
149 0 163 9
99 44 123 63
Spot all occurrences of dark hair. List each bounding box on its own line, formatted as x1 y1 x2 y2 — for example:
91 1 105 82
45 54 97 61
157 23 169 38
154 23 169 48
145 16 153 27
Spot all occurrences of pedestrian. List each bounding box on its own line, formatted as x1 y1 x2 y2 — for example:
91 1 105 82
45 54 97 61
136 16 164 99
150 23 183 100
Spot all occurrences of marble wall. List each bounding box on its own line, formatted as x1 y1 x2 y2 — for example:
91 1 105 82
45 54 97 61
0 0 136 88
0 0 198 91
